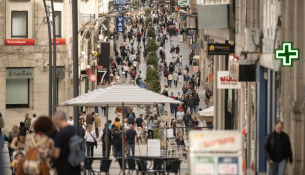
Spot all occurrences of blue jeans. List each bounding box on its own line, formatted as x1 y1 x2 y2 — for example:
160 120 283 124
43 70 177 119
194 105 199 113
178 62 183 69
160 104 164 115
102 144 110 158
170 104 175 114
168 80 172 87
190 105 194 114
127 143 135 157
174 80 177 87
269 159 287 175
125 71 128 78
94 107 98 114
86 141 94 157
114 146 122 159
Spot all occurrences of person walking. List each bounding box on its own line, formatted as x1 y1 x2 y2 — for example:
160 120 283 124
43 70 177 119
94 113 101 138
175 45 180 55
0 113 4 136
126 124 137 157
84 124 96 157
189 95 195 114
24 113 32 131
54 111 84 175
178 55 183 69
173 71 178 87
6 125 19 162
100 123 112 158
176 108 185 135
147 116 155 139
194 93 200 114
112 126 122 160
263 121 293 175
136 114 144 143
192 121 202 130
167 72 173 87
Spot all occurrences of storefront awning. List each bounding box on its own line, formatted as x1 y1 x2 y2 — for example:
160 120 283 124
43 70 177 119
196 106 214 122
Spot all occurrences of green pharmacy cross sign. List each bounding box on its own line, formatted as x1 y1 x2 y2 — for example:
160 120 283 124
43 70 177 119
275 42 299 66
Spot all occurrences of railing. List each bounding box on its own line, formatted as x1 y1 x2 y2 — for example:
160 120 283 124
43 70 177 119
80 14 95 25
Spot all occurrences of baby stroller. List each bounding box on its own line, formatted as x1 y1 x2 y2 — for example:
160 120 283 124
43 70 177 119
11 149 25 175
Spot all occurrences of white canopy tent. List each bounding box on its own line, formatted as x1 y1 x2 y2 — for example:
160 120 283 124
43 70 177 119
60 84 183 175
196 106 214 126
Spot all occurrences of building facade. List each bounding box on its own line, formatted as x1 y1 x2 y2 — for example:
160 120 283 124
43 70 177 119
0 0 74 134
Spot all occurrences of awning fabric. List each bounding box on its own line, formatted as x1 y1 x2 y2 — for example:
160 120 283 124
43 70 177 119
196 106 214 122
60 84 183 107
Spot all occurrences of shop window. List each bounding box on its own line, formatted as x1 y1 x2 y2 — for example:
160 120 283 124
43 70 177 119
54 11 62 38
11 11 28 39
6 79 29 108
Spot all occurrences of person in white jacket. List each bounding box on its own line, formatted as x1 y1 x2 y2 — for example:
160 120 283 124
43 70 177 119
173 71 178 87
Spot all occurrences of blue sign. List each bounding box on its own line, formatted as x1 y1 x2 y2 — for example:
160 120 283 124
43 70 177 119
116 7 125 33
113 0 127 5
218 157 239 175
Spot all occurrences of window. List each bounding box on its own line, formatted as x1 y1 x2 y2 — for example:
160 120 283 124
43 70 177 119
11 11 28 39
6 79 29 108
54 11 62 38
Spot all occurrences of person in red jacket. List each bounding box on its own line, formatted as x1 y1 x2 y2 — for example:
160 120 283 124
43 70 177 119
176 45 180 55
177 104 184 112
174 28 179 37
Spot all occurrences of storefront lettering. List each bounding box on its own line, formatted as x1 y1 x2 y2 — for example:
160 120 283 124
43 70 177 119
204 137 235 147
7 70 32 76
220 74 238 86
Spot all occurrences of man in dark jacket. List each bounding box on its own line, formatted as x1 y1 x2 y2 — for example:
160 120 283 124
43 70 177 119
101 123 112 158
263 121 293 175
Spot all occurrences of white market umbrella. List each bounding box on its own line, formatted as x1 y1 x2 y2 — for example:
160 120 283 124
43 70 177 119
196 106 214 123
60 84 182 175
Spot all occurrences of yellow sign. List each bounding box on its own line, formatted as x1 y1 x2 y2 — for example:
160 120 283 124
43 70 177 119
209 45 215 51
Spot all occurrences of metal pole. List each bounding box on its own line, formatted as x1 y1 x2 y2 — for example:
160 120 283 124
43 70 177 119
72 0 79 126
106 104 109 158
51 0 57 114
121 102 125 175
43 0 53 117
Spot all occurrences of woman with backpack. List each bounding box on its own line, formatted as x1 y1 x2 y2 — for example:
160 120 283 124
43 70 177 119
20 116 54 175
84 124 96 157
112 126 122 160
147 116 154 139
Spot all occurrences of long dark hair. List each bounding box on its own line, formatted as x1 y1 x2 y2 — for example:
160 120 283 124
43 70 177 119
149 116 154 122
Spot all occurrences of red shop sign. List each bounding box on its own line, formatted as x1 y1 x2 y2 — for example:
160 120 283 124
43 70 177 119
89 74 97 82
51 38 66 45
5 39 35 46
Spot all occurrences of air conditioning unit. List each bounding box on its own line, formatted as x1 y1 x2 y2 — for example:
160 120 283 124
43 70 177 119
244 28 260 52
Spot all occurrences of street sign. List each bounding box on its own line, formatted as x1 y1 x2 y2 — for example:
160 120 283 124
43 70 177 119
89 74 97 82
208 74 214 82
208 43 234 55
178 0 189 5
275 42 299 66
116 7 125 33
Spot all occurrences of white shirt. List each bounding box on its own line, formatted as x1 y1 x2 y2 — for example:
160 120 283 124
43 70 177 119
30 118 37 131
84 130 96 142
124 66 129 71
82 122 87 130
133 61 138 67
67 119 74 126
130 54 136 61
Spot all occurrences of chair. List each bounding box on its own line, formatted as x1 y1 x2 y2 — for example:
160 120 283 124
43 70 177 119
151 159 164 174
126 158 137 175
117 158 128 175
136 159 152 175
165 160 181 175
99 159 112 175
167 140 178 158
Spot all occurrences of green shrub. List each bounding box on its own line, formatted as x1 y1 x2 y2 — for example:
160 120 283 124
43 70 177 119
147 55 158 69
146 68 160 93
145 40 158 52
147 27 156 38
145 7 151 15
146 18 152 28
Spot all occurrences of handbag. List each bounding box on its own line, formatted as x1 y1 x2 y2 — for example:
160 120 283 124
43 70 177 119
89 132 97 148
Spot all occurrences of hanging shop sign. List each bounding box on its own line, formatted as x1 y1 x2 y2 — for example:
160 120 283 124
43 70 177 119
208 74 214 82
217 71 241 89
89 74 97 82
189 131 242 175
5 39 35 46
178 0 189 5
6 68 34 79
51 38 66 45
208 43 234 55
113 0 127 5
186 28 198 35
116 7 125 33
